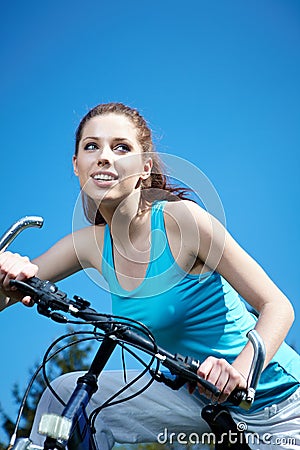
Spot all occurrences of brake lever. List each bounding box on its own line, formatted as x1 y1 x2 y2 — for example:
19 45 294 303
155 354 221 396
150 370 187 390
159 330 265 410
10 278 71 317
10 277 96 324
9 279 39 298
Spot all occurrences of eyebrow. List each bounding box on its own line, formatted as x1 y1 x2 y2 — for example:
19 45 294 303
81 136 133 143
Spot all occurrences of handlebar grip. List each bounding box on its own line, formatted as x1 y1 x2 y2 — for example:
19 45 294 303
171 354 221 396
10 277 72 317
10 277 59 300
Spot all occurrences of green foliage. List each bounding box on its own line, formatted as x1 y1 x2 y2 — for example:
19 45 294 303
0 327 95 449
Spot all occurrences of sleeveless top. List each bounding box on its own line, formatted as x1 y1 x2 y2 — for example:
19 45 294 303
102 200 300 412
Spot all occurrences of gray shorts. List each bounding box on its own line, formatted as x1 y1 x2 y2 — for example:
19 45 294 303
30 370 300 449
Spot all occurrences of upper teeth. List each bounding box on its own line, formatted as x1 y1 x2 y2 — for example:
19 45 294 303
93 174 115 181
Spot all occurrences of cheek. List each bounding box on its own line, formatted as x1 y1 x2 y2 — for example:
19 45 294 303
75 163 91 189
115 156 144 180
74 157 90 176
76 168 87 183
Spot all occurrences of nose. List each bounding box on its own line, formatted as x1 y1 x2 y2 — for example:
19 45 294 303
96 145 113 167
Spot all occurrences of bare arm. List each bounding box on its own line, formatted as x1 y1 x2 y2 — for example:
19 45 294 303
0 226 104 311
32 232 85 282
179 200 294 399
216 235 294 397
195 204 293 371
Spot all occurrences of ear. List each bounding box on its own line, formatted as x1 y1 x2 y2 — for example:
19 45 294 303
140 157 153 180
72 155 79 176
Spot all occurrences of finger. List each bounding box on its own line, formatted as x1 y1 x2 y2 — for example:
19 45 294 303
1 254 24 287
2 261 26 289
218 374 241 403
0 253 24 288
197 357 221 399
0 252 13 280
0 251 13 263
22 296 34 307
197 357 214 378
211 358 239 402
3 260 37 289
214 371 232 403
216 364 247 403
15 262 38 280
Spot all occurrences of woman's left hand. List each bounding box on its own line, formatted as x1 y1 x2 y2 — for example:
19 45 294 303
193 356 248 403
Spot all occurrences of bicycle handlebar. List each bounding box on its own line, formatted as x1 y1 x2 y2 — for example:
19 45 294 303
0 216 44 253
1 217 266 411
10 276 265 409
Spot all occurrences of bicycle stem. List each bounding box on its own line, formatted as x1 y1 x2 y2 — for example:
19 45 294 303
0 216 44 252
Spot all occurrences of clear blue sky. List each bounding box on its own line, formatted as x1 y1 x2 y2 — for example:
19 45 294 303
1 0 299 441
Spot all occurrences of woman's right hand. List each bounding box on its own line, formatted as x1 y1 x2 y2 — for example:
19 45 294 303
0 251 39 309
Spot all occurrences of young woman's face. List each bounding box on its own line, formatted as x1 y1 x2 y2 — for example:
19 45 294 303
73 113 152 207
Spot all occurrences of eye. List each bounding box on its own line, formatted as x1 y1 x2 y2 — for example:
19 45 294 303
84 142 98 151
114 144 130 154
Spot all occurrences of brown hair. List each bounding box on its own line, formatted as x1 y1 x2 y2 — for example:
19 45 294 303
75 102 191 224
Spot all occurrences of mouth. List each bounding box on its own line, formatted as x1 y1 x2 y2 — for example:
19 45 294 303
91 171 118 183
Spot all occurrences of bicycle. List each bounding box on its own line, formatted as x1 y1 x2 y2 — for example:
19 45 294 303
0 217 266 450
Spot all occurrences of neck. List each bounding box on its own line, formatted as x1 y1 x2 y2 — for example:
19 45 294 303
100 191 153 266
100 192 151 251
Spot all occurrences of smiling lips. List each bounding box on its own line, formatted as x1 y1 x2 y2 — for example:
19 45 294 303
91 171 118 184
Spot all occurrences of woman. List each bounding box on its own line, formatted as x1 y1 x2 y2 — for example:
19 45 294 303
0 103 299 449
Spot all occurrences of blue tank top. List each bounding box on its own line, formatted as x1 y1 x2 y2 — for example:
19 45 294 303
102 200 300 412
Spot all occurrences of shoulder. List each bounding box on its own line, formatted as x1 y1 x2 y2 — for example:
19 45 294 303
164 198 206 214
162 200 205 257
72 224 106 270
163 199 226 261
163 199 213 231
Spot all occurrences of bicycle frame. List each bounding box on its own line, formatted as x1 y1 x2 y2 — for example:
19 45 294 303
2 218 266 450
36 336 118 450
